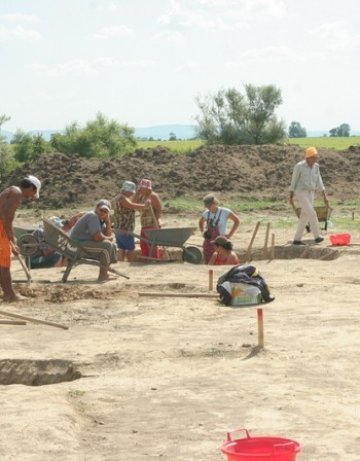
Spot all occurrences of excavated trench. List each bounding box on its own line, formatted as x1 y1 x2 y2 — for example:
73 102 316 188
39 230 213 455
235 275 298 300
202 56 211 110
0 359 81 386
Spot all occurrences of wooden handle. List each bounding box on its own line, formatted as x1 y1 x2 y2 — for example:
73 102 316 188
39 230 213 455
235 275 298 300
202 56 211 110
10 242 32 282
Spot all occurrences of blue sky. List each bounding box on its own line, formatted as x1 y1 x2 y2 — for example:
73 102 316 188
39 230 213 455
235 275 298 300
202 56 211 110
1 0 359 133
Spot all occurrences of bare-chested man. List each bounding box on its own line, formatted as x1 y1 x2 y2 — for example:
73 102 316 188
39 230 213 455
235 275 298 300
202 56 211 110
0 175 41 302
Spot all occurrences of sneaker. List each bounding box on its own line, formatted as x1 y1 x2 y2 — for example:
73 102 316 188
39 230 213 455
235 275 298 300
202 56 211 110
315 237 324 244
293 240 306 245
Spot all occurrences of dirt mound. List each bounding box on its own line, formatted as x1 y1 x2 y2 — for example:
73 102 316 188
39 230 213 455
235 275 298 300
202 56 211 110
3 144 360 208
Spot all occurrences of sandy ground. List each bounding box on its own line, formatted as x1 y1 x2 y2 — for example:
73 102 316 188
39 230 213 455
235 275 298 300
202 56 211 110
1 214 360 461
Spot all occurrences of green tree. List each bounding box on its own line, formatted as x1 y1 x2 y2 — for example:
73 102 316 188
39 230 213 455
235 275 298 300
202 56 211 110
50 113 137 158
169 132 177 141
11 130 50 162
329 123 350 137
0 114 13 181
288 121 307 138
195 84 286 145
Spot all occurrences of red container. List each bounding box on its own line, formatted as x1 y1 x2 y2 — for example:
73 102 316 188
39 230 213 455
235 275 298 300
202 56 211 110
329 233 351 246
221 429 300 461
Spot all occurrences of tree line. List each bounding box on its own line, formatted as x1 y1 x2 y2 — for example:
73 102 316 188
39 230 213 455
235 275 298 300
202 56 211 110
0 84 352 175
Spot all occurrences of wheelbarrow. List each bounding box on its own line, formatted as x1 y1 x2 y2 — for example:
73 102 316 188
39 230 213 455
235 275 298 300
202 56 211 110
134 227 203 264
292 205 332 232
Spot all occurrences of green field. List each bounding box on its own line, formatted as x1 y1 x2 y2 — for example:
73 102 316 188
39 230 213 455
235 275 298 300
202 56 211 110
287 136 360 151
136 139 203 153
137 137 360 153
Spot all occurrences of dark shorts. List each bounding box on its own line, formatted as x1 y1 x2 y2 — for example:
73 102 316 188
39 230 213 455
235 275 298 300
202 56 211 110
116 232 135 251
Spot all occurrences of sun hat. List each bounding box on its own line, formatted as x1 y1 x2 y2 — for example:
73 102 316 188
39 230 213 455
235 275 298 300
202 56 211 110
96 199 111 212
24 175 41 198
305 146 318 158
121 180 136 193
138 178 152 190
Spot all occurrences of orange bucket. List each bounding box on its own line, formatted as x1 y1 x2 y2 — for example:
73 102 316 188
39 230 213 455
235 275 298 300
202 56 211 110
221 429 300 461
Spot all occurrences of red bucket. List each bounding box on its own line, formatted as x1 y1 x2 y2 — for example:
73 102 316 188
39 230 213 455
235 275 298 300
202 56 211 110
329 233 351 246
221 429 300 461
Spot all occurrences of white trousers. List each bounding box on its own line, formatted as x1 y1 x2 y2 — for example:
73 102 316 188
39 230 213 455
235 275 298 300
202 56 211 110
294 190 321 241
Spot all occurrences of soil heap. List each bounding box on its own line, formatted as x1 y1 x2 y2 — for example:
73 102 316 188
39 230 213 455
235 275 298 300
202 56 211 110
3 144 360 209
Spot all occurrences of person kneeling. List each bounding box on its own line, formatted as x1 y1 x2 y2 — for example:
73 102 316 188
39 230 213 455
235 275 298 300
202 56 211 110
208 236 239 266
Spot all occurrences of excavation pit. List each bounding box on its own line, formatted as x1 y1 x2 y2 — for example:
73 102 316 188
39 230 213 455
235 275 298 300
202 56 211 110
0 359 81 386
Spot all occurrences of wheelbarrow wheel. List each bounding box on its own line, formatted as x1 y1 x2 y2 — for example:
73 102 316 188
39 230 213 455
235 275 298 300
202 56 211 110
18 234 39 257
182 246 202 264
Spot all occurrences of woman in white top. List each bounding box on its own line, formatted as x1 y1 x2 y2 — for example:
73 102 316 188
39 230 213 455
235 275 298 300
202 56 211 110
198 194 240 264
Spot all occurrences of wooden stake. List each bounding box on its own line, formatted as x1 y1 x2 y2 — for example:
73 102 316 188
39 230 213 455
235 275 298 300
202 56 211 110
208 269 214 291
246 221 260 262
0 309 69 330
138 291 218 298
263 223 271 258
257 308 264 348
270 233 275 260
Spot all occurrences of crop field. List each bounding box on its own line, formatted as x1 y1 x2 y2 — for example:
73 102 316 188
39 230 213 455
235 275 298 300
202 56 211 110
137 137 360 153
287 136 360 151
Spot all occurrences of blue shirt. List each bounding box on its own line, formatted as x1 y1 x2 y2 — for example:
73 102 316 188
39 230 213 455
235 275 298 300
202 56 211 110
70 212 103 241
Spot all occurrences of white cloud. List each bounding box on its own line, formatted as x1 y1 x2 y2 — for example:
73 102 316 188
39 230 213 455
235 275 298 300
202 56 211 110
0 25 42 41
226 46 323 66
158 0 285 30
92 25 133 40
155 30 185 44
158 0 249 32
311 21 360 52
0 13 39 23
175 60 201 73
31 58 154 76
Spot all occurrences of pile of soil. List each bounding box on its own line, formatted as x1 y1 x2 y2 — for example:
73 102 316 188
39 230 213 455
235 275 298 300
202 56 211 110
3 144 360 209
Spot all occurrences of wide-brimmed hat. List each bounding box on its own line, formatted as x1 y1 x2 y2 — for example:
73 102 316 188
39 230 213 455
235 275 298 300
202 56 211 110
305 146 318 158
24 175 41 198
121 180 136 193
138 178 152 190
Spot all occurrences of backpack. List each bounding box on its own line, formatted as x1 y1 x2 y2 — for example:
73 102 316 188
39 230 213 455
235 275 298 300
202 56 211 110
216 264 274 306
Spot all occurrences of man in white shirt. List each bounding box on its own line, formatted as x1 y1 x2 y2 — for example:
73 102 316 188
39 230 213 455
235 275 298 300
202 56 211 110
289 146 329 245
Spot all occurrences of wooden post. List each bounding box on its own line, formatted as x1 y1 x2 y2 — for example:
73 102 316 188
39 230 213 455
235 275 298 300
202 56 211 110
257 308 264 348
263 223 271 258
246 221 260 262
270 233 275 260
208 269 214 291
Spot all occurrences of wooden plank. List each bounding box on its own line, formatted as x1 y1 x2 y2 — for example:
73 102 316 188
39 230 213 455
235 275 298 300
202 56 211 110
0 319 27 325
0 309 69 330
138 291 218 298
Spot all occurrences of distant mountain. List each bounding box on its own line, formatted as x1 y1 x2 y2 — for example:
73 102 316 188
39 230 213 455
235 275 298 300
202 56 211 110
1 124 198 142
135 124 197 140
2 125 359 143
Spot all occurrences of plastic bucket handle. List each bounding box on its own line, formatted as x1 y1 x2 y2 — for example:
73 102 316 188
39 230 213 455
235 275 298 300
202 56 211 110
227 429 251 442
273 441 297 454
